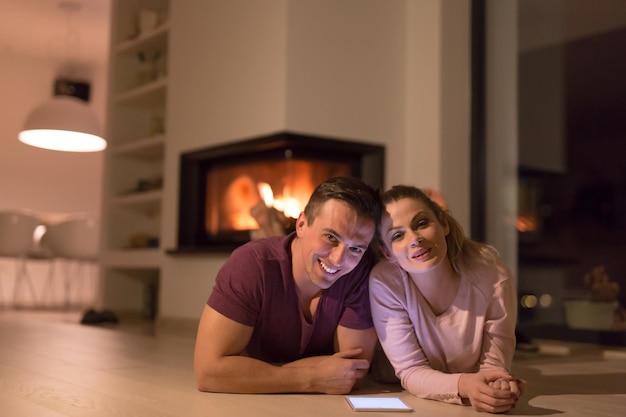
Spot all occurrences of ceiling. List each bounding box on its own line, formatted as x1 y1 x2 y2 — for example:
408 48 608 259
2 1 624 65
1 0 623 125
0 0 110 66
1 0 623 62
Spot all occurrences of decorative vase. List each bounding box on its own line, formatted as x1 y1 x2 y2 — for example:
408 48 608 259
563 300 618 330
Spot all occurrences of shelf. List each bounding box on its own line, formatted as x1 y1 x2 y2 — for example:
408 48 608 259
115 22 170 55
166 243 245 255
115 77 167 106
100 0 169 311
111 135 165 159
111 189 163 214
100 248 163 268
518 323 626 347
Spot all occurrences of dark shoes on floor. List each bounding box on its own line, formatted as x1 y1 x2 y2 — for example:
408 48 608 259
80 309 120 325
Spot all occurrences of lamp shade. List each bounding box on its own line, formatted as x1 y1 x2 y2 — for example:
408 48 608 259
19 96 106 152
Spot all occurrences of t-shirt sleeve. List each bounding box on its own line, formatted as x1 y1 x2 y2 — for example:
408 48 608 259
207 245 263 327
337 249 375 330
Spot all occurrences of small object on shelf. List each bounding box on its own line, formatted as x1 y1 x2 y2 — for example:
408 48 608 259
585 265 620 302
563 299 618 330
136 51 156 85
135 176 163 192
152 49 165 79
149 116 165 136
563 264 622 330
128 233 159 249
137 9 160 35
120 177 163 196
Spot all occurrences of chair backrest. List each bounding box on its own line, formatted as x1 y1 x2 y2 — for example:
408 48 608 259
0 211 40 257
41 216 99 260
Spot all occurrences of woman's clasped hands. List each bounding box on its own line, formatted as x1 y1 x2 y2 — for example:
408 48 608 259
459 370 527 414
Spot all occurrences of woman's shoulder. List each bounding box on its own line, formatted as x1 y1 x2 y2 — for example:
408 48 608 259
369 259 410 292
369 259 410 306
370 259 405 279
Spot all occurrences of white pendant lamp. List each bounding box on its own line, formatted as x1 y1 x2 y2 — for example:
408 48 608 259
19 95 106 152
18 0 106 153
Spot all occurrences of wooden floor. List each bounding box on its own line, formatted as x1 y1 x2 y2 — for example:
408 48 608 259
1 309 625 417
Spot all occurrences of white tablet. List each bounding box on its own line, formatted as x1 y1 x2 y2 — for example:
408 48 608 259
345 396 413 412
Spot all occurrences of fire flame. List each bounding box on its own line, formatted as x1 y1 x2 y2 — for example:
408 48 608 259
257 182 303 219
257 183 274 208
517 216 537 232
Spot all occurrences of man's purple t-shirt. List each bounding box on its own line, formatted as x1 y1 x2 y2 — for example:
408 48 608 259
207 232 375 363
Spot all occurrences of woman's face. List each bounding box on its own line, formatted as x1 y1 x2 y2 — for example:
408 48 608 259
381 197 449 273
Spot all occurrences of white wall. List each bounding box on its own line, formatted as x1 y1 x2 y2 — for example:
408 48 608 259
157 0 471 323
285 0 406 146
160 0 291 321
407 0 470 230
485 0 518 276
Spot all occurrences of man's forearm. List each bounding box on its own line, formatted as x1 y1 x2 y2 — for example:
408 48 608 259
196 350 369 394
196 355 315 394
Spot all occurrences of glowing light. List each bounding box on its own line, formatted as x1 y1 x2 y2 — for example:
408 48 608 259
258 184 304 219
257 183 274 207
282 198 302 219
516 216 537 232
521 294 538 308
33 224 47 245
539 294 552 307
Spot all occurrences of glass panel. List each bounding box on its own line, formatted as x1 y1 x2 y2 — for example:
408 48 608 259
486 0 626 344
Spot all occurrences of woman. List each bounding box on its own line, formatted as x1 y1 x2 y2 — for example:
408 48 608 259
369 185 526 413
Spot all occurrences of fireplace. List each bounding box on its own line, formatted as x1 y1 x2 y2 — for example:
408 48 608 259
170 131 385 253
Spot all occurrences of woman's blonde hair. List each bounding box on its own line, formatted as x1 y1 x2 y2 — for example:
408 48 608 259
380 185 498 274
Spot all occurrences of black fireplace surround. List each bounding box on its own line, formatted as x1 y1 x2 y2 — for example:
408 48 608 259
168 131 385 254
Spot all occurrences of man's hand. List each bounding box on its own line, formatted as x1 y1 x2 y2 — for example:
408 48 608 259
307 348 370 394
459 370 520 413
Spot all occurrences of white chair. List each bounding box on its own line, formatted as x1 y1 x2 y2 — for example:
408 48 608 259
40 215 99 308
0 210 41 307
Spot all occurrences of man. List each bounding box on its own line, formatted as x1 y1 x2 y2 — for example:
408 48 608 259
194 176 382 394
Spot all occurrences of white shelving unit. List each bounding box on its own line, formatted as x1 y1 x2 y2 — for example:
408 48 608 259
100 0 170 318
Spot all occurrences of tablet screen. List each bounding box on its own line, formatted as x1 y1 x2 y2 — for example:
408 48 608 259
345 396 413 412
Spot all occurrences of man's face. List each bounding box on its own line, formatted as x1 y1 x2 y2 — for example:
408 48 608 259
295 199 375 290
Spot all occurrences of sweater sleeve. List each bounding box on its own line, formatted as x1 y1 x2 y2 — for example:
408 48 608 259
479 262 518 371
369 261 463 405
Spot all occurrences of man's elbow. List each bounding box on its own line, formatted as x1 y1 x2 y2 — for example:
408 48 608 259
194 366 221 392
195 374 211 392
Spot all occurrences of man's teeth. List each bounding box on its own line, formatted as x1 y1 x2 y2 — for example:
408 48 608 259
319 260 338 274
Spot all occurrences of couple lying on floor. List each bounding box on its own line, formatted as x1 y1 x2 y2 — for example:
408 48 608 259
193 177 526 414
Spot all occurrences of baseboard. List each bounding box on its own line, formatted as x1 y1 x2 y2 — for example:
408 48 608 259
155 315 199 339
